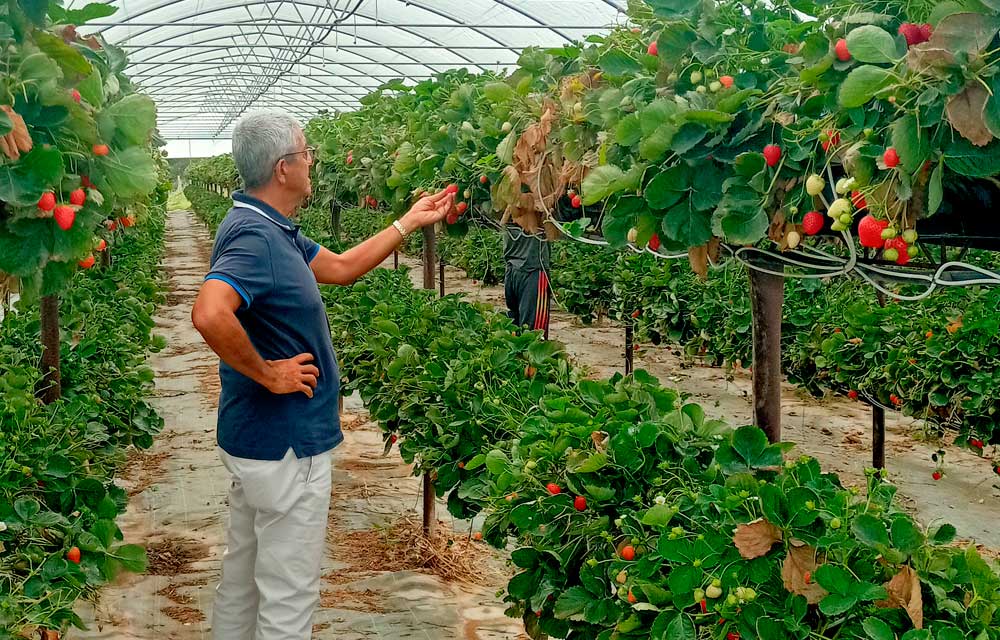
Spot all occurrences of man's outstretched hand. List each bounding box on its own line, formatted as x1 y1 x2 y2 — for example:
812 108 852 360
265 353 320 397
400 187 457 230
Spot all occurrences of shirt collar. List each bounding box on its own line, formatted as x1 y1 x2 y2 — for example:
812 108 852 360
232 191 298 232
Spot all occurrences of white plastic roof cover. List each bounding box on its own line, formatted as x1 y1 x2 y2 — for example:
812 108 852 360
74 0 628 141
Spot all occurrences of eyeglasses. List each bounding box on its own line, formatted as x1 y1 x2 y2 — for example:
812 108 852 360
280 146 316 164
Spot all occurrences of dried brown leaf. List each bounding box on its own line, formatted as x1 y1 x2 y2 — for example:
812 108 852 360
733 518 783 559
9 111 32 153
689 244 709 280
707 237 722 265
880 566 923 629
946 317 963 334
767 209 787 244
781 542 828 604
947 84 994 147
906 46 956 74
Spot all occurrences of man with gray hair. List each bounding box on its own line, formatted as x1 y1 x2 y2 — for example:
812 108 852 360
191 111 455 639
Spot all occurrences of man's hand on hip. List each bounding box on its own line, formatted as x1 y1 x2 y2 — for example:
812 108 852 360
264 353 320 397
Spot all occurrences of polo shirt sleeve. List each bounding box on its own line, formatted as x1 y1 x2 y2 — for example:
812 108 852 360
295 232 322 264
205 230 274 310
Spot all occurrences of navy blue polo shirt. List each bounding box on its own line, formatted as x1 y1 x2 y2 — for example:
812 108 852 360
205 191 342 461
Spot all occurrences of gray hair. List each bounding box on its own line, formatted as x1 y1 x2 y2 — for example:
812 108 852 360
232 111 303 189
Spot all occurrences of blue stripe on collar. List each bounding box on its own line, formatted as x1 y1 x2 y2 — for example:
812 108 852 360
232 191 296 231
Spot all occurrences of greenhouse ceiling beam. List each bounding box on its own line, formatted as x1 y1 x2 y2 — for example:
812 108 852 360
95 0 516 72
88 21 615 29
127 43 524 50
133 56 393 102
146 86 370 96
118 0 505 71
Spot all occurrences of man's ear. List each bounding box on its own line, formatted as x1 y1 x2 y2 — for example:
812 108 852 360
274 158 287 185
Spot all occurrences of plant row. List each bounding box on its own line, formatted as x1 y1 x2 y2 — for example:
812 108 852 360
183 188 1000 639
0 202 167 637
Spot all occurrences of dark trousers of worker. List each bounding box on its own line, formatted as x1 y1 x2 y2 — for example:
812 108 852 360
505 268 551 332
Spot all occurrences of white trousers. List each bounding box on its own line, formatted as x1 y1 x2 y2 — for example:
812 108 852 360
212 447 332 640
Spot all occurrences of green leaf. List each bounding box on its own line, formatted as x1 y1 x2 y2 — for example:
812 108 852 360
930 523 957 545
42 557 69 580
891 114 930 174
33 31 94 78
482 81 513 103
616 114 642 147
645 165 691 210
944 138 1000 177
662 201 712 246
640 99 680 135
846 26 903 63
0 109 11 137
984 75 1000 139
0 145 65 206
484 449 510 475
862 617 895 640
18 0 49 26
639 124 678 161
820 593 858 616
76 67 105 106
598 50 641 76
569 452 608 473
584 484 616 501
19 52 62 86
48 2 118 24
646 0 699 17
554 586 593 620
890 517 925 555
99 146 158 200
927 161 943 215
642 504 676 527
853 514 891 548
101 94 157 145
717 205 769 245
681 110 734 125
111 544 147 573
815 564 853 595
651 612 697 639
0 222 48 276
839 66 895 108
582 165 626 205
14 497 40 520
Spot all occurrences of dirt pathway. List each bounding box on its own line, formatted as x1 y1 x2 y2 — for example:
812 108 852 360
74 211 521 639
386 252 1000 552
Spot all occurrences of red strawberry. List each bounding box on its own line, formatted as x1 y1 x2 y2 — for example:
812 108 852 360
571 194 582 208
92 144 110 156
700 599 708 614
390 434 398 443
546 483 562 495
821 130 841 153
763 144 781 167
890 393 902 406
96 239 107 251
647 41 658 57
899 22 932 46
69 188 86 206
719 75 734 89
480 175 488 184
620 545 635 561
106 219 118 232
835 38 851 62
71 89 82 103
802 211 824 236
631 309 641 319
883 148 900 168
851 190 867 210
628 589 638 604
885 237 909 264
37 192 56 212
995 465 1000 476
446 213 459 225
455 202 468 215
446 184 459 194
858 215 888 248
66 547 81 564
574 496 587 511
81 175 93 188
970 438 984 449
54 205 75 230
727 633 741 640
804 571 812 584
78 255 95 269
848 390 859 400
932 471 943 481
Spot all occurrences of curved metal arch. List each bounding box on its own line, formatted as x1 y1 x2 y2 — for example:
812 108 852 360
95 0 579 64
133 54 402 101
122 20 484 79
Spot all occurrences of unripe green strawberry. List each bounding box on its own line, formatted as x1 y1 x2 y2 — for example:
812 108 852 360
806 174 825 196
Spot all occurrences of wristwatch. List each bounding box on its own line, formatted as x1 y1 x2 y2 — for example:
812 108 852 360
392 219 409 239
